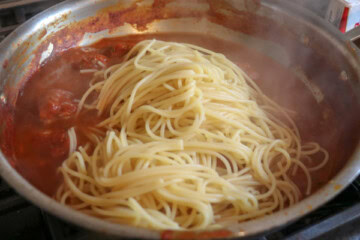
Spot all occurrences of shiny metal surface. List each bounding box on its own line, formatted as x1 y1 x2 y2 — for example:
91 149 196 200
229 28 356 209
0 0 359 239
346 25 360 42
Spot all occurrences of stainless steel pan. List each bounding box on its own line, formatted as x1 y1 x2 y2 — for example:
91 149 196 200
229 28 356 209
0 0 360 239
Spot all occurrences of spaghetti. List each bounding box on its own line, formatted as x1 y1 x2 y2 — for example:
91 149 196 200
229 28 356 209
56 40 328 230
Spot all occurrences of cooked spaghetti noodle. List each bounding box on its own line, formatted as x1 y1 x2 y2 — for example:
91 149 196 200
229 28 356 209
56 40 328 230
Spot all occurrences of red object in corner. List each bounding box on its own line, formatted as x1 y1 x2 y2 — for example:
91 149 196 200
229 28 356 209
340 7 350 33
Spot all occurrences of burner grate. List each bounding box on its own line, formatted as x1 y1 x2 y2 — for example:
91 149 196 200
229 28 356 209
0 177 88 240
0 0 63 40
0 179 48 240
265 177 360 239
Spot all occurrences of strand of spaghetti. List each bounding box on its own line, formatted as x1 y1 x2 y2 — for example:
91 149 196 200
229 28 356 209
56 39 329 230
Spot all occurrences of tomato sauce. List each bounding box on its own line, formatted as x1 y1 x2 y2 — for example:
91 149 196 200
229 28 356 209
12 33 345 196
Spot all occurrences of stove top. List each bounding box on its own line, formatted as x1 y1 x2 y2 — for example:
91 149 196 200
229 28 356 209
0 1 360 239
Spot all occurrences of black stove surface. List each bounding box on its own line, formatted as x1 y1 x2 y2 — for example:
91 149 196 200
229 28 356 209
1 1 360 239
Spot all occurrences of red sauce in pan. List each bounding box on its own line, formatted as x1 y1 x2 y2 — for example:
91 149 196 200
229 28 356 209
12 33 341 196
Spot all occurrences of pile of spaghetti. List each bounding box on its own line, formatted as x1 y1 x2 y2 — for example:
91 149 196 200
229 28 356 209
55 40 328 230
